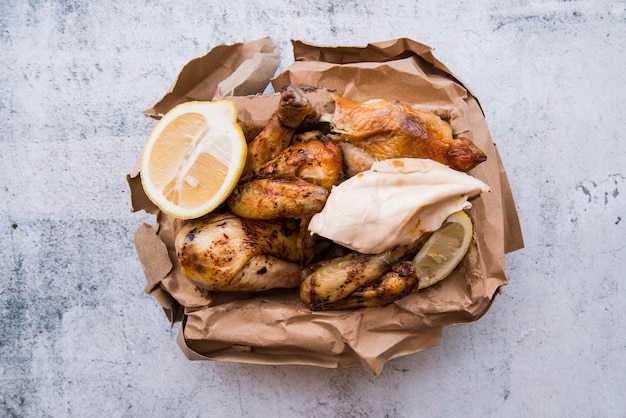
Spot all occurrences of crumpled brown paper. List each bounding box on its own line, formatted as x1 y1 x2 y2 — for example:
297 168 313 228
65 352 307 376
128 37 524 375
144 37 279 118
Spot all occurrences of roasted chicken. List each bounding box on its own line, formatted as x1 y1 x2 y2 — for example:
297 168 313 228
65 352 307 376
228 137 344 220
300 243 420 310
243 84 316 174
328 95 487 172
174 88 488 310
175 213 302 292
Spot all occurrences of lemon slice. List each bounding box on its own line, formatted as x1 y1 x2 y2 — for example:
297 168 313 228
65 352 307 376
140 101 247 220
413 210 473 289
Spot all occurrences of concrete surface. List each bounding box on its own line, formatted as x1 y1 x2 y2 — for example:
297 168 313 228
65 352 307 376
1 1 625 417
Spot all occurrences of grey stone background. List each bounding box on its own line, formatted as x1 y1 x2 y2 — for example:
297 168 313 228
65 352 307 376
1 1 625 416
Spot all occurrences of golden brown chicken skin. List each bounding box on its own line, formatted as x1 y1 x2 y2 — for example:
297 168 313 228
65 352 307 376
243 84 316 174
175 213 302 292
228 137 344 220
300 244 420 310
321 261 419 310
227 178 329 220
330 95 487 172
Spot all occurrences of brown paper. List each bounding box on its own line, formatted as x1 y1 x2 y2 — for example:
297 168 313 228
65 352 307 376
128 38 523 375
144 37 279 118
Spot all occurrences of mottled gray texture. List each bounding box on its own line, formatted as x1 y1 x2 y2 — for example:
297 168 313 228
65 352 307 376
1 1 625 417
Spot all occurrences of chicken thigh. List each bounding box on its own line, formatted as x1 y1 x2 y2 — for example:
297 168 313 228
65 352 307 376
175 212 302 292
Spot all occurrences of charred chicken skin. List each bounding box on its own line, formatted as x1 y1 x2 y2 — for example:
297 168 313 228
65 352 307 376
175 212 302 292
329 95 487 172
300 243 421 311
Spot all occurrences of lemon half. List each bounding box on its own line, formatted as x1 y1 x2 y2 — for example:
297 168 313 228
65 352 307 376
140 101 247 220
413 210 473 289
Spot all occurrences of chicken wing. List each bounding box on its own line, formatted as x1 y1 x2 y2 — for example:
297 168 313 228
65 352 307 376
329 95 487 172
300 243 420 310
227 177 329 220
243 84 316 174
227 137 344 219
318 261 419 310
175 212 302 292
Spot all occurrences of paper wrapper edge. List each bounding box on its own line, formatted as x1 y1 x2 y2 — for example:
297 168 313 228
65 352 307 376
129 38 524 375
143 37 279 119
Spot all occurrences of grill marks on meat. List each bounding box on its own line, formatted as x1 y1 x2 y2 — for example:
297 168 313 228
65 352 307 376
300 243 421 310
324 261 419 310
175 213 302 292
175 88 485 309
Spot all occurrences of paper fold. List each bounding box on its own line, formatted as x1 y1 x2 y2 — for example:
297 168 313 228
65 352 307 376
128 37 523 375
144 37 279 118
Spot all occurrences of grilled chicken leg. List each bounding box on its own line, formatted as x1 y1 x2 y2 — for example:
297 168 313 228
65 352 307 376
243 84 316 174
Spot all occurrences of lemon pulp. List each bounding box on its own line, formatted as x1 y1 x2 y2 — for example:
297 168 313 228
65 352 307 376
413 210 473 289
140 101 247 220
